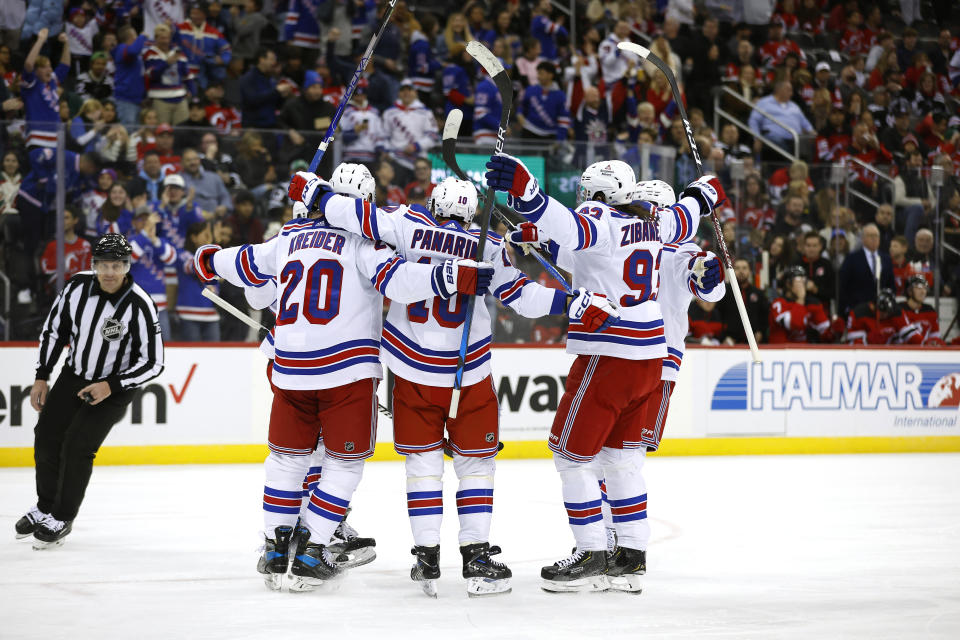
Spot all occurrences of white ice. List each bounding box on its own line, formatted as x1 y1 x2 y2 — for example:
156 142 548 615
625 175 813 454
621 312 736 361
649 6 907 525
2 454 960 639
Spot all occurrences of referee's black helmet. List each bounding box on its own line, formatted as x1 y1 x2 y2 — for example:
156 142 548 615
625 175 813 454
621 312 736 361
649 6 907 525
93 233 133 261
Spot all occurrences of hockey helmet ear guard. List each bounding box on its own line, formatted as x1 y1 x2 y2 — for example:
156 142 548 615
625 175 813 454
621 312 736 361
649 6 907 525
430 177 478 223
577 160 637 206
330 163 376 204
877 288 896 313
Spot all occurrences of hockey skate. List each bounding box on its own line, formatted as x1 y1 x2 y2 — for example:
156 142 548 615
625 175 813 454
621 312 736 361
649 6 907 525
15 506 45 540
410 545 440 598
460 542 512 597
289 527 341 593
256 525 295 591
31 515 72 550
541 550 609 593
606 546 645 594
328 509 376 569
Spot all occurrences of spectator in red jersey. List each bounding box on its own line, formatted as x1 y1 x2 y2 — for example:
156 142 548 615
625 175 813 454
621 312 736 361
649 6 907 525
796 0 826 34
374 159 405 207
889 235 911 294
795 231 836 310
758 22 805 71
816 105 852 163
404 157 435 202
153 123 183 175
838 10 869 57
846 122 893 220
768 160 814 208
740 173 775 231
40 205 92 290
846 288 922 345
901 275 944 345
687 297 726 345
724 39 755 84
769 266 836 343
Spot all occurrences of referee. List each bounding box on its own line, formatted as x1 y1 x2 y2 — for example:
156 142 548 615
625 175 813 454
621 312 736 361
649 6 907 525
15 233 165 548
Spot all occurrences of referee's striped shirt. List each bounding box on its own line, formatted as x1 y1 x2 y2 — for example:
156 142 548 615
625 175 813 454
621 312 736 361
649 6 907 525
36 272 165 394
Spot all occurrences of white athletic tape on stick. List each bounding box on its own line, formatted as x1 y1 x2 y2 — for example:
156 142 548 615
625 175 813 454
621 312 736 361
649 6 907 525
616 42 651 59
466 41 505 77
444 109 463 141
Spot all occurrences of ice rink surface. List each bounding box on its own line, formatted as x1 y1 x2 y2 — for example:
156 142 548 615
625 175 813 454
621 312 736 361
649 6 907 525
2 453 959 640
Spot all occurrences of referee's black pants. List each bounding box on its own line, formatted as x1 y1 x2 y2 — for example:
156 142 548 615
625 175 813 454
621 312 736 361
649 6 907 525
34 370 136 521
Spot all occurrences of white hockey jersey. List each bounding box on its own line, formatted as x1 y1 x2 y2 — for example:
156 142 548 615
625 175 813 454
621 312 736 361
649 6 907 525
529 193 705 360
320 195 567 387
381 99 440 170
209 217 438 390
243 277 279 360
657 242 726 381
597 34 636 85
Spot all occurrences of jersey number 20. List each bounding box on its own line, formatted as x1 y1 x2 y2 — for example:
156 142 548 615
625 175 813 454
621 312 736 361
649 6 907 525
276 259 344 325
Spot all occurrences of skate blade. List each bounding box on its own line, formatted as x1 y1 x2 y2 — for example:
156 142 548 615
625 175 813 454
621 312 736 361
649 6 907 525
261 573 283 591
466 577 511 597
31 538 65 551
287 574 343 593
607 574 643 593
417 579 438 598
540 575 609 593
334 547 377 569
16 532 35 540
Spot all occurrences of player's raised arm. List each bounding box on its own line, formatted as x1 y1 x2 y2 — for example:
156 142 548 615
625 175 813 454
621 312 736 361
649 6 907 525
193 235 279 288
485 153 612 252
654 175 728 245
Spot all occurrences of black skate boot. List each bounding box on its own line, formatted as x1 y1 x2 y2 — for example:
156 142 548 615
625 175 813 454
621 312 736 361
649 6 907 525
410 545 440 598
32 515 72 550
289 527 341 592
606 546 645 593
256 525 294 591
541 549 609 593
460 542 512 597
15 506 45 540
328 509 376 569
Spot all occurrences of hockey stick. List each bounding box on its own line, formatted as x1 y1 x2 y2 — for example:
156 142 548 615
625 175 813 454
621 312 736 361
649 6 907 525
308 0 399 172
441 109 572 294
449 42 513 419
201 289 394 417
617 41 761 363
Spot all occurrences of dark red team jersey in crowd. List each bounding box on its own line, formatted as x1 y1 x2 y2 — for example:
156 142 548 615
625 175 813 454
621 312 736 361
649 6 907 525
902 304 943 345
768 296 832 343
688 304 726 342
846 303 922 345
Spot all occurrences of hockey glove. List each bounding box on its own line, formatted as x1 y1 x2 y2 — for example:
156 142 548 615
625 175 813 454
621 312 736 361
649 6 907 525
485 153 539 200
193 243 221 283
688 252 725 295
681 175 727 214
567 288 620 332
434 259 495 298
506 222 550 251
287 171 333 211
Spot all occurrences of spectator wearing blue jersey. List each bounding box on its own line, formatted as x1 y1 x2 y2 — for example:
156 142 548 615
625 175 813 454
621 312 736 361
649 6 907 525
112 25 148 126
177 221 221 342
530 0 568 62
465 3 495 48
129 208 177 340
176 4 232 89
408 13 442 105
473 67 503 145
517 61 571 141
442 44 475 129
573 86 611 163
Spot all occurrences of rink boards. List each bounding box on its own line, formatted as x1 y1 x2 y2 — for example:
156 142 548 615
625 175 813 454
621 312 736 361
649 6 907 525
1 343 959 465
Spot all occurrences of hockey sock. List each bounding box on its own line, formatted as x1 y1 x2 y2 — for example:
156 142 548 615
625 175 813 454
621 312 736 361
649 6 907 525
597 447 649 550
300 447 324 508
594 467 613 527
453 454 495 546
302 454 363 544
263 452 312 534
405 450 444 547
553 453 607 551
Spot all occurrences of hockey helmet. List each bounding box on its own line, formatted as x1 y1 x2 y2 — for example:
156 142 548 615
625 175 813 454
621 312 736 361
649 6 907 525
291 202 309 218
634 179 677 208
330 163 376 204
781 265 806 289
93 233 132 273
906 274 929 295
877 288 896 313
429 177 478 224
577 160 636 206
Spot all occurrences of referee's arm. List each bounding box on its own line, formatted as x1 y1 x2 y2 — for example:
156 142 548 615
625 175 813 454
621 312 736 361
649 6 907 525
31 280 80 410
107 289 165 397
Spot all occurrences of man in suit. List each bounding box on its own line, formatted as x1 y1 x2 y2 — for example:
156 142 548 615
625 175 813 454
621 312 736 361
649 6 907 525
838 223 895 316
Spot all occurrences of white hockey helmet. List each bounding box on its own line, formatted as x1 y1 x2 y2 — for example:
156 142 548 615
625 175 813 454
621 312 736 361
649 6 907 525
634 179 677 207
291 202 309 218
577 160 636 206
330 162 376 203
428 177 478 223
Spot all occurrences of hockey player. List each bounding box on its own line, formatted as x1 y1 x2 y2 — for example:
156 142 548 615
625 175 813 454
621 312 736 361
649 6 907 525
195 175 493 592
292 163 619 597
768 266 837 344
485 155 724 592
900 275 943 345
846 288 922 345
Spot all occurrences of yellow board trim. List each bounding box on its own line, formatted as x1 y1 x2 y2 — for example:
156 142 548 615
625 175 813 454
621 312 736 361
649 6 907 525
1 436 959 466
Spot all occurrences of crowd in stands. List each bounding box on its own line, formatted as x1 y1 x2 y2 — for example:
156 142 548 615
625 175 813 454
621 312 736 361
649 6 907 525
0 0 957 345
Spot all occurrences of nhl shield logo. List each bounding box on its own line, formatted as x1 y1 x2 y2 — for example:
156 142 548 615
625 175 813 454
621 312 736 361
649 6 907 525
101 318 125 342
344 442 355 452
485 432 495 443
